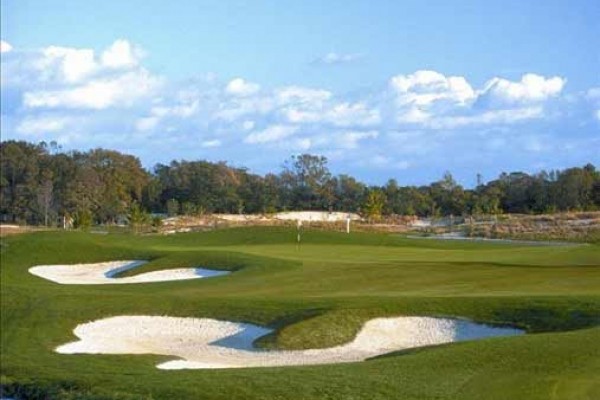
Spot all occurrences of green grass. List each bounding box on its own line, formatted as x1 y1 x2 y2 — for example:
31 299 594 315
1 226 599 399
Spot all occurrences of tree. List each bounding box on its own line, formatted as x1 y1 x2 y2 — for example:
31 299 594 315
73 209 93 230
166 198 180 216
128 202 150 234
334 175 366 212
0 141 45 223
37 177 53 226
281 154 333 209
363 189 386 222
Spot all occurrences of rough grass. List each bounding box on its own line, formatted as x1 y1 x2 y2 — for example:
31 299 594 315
1 226 599 399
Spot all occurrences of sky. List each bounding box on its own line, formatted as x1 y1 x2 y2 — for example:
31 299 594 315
1 0 599 186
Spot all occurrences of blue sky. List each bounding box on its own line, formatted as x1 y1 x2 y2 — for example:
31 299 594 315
1 0 599 186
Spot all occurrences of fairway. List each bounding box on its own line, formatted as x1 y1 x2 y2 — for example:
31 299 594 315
1 227 599 399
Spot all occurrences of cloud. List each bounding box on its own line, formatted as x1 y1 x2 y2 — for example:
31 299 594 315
244 125 298 144
38 46 97 83
201 139 221 148
3 39 595 181
29 39 141 84
389 70 566 127
390 70 476 106
101 39 142 68
586 88 600 121
339 130 379 149
389 70 476 125
587 88 600 99
314 52 363 65
214 96 274 121
24 69 161 109
275 86 332 105
1 40 12 53
283 101 380 127
225 78 260 96
429 107 544 128
480 74 565 104
3 39 160 111
135 116 160 131
364 154 410 170
16 115 72 134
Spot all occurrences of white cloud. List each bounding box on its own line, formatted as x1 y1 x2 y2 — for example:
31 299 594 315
586 89 600 121
390 70 476 125
24 69 161 109
201 139 222 148
101 39 141 68
244 124 298 144
293 138 312 151
225 78 260 96
481 74 565 103
326 102 381 127
16 115 71 134
360 154 411 170
1 40 12 53
316 52 363 65
587 88 600 99
275 86 332 105
339 130 379 149
135 116 160 131
390 70 476 106
429 107 544 128
284 102 380 127
4 39 152 90
2 37 590 173
214 96 274 121
151 100 199 118
38 46 97 83
389 71 566 127
523 136 548 153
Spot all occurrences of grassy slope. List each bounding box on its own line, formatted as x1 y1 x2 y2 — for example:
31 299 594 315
1 227 599 399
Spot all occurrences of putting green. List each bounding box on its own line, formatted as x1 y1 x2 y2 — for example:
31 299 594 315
1 227 599 399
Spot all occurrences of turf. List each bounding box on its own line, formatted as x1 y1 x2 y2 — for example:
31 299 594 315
1 226 599 399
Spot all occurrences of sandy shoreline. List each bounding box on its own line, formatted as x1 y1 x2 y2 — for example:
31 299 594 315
29 260 230 284
56 315 523 369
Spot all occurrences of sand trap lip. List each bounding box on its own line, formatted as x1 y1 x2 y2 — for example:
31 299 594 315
56 315 523 369
29 260 229 284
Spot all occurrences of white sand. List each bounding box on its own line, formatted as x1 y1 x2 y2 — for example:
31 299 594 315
29 260 229 285
56 315 523 369
274 211 361 222
215 214 269 222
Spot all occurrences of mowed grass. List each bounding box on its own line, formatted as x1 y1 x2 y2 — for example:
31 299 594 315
1 226 599 399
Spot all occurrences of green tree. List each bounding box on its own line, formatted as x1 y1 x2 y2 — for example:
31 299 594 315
128 202 150 234
363 189 387 222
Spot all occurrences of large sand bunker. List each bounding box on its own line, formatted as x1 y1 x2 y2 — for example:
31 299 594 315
29 261 229 284
56 315 523 369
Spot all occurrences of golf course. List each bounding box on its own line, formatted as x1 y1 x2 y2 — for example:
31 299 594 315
1 226 599 399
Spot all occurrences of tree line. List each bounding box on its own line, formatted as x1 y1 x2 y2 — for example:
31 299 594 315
1 140 599 226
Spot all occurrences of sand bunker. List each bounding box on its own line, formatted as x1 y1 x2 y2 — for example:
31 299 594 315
56 315 523 369
29 260 229 284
